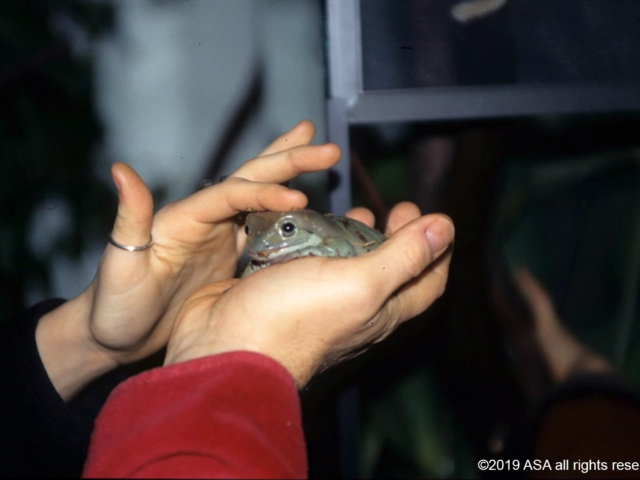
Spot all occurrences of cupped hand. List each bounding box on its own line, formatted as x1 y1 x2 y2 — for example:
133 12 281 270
164 203 454 388
37 121 340 398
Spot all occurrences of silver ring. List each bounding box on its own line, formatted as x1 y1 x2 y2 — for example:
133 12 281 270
108 233 153 252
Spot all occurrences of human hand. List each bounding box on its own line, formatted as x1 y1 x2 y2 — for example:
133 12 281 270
37 121 341 399
513 269 613 384
164 203 454 387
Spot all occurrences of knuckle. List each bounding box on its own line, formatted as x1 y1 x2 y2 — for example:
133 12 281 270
400 240 430 279
226 176 248 186
339 265 381 309
372 306 401 344
285 147 297 162
114 211 144 231
394 294 413 323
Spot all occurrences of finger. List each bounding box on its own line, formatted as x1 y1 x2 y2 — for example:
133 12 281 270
258 120 316 157
385 202 421 236
514 269 559 326
381 248 453 327
346 207 375 228
357 214 454 300
174 177 308 224
109 162 154 250
231 144 341 184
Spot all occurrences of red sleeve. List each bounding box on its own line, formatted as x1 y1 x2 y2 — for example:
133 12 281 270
82 351 307 478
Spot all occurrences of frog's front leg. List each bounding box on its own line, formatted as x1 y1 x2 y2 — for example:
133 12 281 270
276 237 357 259
241 261 261 278
319 237 358 257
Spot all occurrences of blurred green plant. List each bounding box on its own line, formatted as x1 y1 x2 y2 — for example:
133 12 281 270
355 117 640 479
362 368 477 479
0 0 116 319
495 153 640 366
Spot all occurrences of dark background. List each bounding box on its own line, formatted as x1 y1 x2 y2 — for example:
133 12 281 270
3 1 640 478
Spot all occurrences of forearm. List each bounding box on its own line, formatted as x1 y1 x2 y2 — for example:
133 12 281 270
83 351 307 478
0 299 92 476
35 285 118 401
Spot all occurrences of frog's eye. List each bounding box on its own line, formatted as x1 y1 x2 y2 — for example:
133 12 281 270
280 221 296 237
244 225 250 235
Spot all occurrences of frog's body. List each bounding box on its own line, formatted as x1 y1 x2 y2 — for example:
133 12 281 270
242 209 386 277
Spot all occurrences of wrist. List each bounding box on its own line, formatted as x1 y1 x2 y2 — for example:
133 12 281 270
36 285 119 401
165 336 315 389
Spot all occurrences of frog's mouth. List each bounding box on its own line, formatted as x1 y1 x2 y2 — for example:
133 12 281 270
247 243 317 267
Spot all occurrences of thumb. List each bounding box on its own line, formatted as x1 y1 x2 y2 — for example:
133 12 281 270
109 162 154 250
359 214 454 299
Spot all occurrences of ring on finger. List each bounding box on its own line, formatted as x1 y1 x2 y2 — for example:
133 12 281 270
108 233 153 252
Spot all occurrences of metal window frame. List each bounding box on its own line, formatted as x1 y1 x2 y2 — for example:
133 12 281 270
326 2 364 477
325 1 640 477
328 0 640 126
326 0 362 216
327 0 640 210
349 84 640 124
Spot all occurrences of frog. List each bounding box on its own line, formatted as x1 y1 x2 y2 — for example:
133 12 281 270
241 209 386 277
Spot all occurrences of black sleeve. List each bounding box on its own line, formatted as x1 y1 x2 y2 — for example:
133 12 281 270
0 300 130 477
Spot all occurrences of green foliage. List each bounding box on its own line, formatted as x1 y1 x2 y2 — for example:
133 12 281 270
362 368 477 479
352 154 413 210
494 153 640 363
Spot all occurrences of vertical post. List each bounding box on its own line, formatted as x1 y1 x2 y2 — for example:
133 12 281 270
326 0 362 216
326 1 363 477
326 0 362 100
337 386 360 479
327 98 352 216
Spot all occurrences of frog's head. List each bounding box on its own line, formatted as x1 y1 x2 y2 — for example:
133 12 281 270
244 210 324 264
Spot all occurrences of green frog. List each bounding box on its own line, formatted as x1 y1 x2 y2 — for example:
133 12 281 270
242 209 386 277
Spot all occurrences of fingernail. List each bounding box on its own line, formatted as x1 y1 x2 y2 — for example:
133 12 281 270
426 218 454 259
